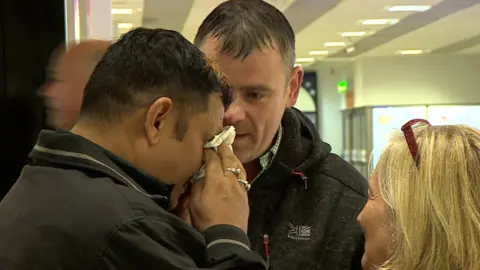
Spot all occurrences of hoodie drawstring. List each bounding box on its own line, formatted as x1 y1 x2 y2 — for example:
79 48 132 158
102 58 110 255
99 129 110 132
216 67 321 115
263 234 270 269
291 170 308 190
260 170 307 269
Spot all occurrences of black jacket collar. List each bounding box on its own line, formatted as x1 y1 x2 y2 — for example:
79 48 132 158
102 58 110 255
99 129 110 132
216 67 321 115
29 129 173 207
275 108 331 170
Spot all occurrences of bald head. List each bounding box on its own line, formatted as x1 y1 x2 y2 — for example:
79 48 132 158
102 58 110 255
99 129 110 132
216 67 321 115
49 40 109 80
42 40 109 129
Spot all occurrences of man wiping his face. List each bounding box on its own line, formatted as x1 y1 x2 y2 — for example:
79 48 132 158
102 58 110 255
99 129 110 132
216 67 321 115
171 125 251 221
192 126 240 180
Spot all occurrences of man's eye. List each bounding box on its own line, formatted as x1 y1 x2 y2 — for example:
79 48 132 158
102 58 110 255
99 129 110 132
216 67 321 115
246 92 263 101
47 76 61 83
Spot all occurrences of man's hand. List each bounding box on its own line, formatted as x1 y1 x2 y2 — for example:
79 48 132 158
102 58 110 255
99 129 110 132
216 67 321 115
188 144 249 233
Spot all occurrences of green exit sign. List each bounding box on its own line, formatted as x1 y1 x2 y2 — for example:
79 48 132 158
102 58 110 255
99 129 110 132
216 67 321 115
337 80 348 94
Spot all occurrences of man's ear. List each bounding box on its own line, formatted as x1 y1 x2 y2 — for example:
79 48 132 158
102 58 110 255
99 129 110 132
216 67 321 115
144 97 172 145
285 65 304 108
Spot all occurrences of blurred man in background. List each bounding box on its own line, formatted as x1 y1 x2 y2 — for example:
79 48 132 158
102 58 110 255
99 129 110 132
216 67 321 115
1 40 109 201
40 39 109 130
194 0 367 269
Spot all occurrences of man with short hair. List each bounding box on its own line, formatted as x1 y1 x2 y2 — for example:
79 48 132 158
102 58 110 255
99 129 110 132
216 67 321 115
39 39 109 129
0 28 266 270
194 1 368 269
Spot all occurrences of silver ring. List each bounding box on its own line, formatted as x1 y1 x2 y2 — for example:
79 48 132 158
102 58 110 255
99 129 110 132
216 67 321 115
225 167 241 177
237 178 251 191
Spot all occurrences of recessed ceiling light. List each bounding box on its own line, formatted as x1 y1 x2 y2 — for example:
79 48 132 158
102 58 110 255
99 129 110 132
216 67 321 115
397 49 426 55
295 58 315 63
117 23 133 29
341 31 367 37
386 5 431 12
345 47 356 54
308 50 329 55
324 42 346 47
359 19 399 25
112 8 133 15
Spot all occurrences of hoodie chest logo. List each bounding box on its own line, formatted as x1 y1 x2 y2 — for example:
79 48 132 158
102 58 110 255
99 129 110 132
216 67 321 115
287 223 311 241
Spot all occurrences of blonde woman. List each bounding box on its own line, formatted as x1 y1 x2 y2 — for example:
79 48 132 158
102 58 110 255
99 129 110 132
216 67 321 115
358 119 480 270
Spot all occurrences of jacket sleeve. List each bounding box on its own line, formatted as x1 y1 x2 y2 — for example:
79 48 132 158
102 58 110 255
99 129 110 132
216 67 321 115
94 217 267 270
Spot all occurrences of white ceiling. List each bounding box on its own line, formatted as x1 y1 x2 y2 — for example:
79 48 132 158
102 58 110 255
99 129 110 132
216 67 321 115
111 0 144 37
460 44 480 54
361 2 480 57
181 0 225 43
296 0 444 59
111 0 480 66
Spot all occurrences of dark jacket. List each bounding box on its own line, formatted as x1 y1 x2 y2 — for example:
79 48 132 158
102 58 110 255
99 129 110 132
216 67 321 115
247 108 368 270
0 130 266 270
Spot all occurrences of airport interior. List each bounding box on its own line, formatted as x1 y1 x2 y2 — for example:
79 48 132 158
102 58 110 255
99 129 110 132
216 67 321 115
2 0 480 192
5 0 479 180
1 0 480 268
3 0 480 189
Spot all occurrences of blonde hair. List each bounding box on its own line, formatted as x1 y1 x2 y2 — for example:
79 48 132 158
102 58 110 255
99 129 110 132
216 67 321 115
375 124 480 270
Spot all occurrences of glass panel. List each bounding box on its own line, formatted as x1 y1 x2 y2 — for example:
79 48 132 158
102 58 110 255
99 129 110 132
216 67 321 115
371 106 427 167
427 105 480 129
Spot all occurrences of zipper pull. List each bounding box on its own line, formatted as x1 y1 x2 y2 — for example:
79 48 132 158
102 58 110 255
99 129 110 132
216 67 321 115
263 234 270 269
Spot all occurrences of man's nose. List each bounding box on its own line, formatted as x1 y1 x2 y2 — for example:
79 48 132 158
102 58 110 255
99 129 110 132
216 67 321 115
37 82 52 97
224 102 247 125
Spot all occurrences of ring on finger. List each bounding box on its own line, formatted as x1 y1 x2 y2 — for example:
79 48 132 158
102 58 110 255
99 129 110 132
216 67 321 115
237 178 251 191
225 167 241 177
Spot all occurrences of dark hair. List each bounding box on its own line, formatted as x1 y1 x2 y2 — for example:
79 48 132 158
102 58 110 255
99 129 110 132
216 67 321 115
194 0 295 68
80 28 232 140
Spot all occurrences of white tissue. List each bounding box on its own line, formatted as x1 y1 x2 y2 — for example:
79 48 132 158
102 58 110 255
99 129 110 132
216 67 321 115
191 126 236 181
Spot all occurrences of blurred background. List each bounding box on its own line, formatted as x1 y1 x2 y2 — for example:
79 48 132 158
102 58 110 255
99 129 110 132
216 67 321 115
1 0 480 195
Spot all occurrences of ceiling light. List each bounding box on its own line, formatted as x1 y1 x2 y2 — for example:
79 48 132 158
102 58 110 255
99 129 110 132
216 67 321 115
295 58 315 63
341 32 366 37
360 19 399 25
397 49 426 55
308 50 329 55
117 23 133 29
112 8 133 15
345 47 356 54
386 5 431 12
324 42 346 47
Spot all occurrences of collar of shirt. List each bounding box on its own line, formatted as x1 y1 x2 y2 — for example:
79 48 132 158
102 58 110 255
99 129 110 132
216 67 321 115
252 125 283 182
